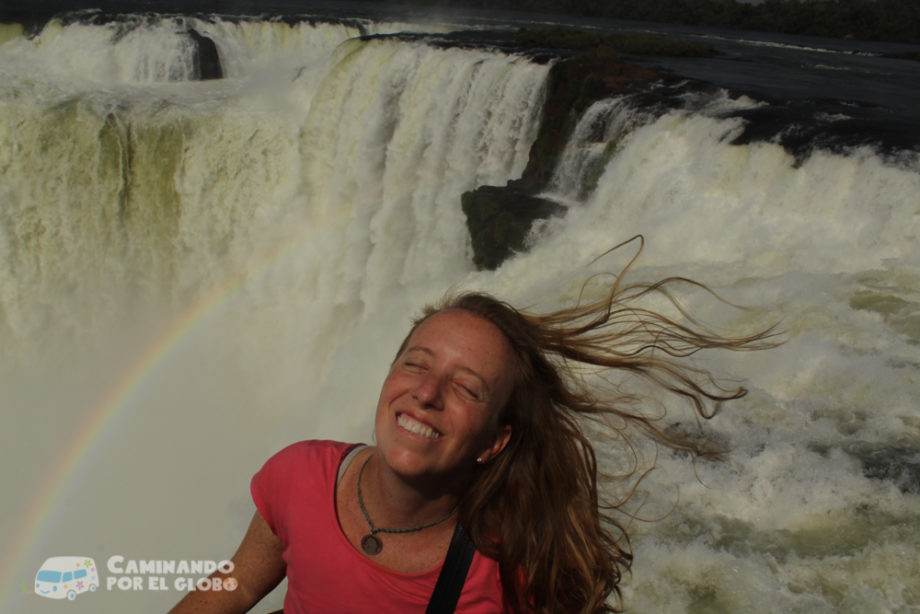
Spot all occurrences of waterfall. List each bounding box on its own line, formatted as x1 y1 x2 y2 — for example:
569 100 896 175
2 13 918 614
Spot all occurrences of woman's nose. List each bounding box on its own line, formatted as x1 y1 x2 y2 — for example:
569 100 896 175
413 374 442 408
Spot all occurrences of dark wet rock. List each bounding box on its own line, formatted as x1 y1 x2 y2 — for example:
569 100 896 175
462 49 661 270
188 28 223 80
835 442 920 494
726 99 920 164
515 49 662 191
461 186 564 271
851 444 920 494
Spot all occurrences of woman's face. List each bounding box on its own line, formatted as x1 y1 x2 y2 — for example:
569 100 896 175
374 309 514 485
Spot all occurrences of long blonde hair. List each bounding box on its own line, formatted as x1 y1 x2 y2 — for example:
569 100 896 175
399 237 779 613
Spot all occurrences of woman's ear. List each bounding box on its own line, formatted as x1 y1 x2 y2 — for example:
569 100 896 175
477 425 512 464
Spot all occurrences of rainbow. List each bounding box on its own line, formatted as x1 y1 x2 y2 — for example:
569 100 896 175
0 221 325 611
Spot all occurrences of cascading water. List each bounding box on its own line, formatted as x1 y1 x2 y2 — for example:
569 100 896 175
2 11 918 614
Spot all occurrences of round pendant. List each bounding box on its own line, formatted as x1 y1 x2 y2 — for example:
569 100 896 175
361 534 382 556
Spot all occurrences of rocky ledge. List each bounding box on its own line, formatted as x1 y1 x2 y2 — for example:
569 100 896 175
464 31 672 270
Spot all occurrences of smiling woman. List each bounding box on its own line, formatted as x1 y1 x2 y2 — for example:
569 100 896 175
168 239 778 614
375 310 515 486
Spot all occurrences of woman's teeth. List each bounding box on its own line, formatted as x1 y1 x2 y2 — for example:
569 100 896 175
398 414 440 439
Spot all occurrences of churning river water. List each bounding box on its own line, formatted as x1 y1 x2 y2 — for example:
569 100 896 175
2 3 919 612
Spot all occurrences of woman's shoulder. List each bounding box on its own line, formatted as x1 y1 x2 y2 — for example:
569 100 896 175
253 440 365 502
265 439 362 467
457 550 505 613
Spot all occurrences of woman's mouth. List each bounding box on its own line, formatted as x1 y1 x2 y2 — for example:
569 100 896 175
397 413 441 439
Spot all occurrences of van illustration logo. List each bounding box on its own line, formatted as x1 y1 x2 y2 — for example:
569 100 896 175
34 557 99 600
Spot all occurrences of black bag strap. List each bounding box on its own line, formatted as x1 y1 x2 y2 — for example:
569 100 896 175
267 507 475 614
425 521 476 614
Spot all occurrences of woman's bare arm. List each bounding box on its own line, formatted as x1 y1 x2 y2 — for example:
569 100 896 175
168 512 286 613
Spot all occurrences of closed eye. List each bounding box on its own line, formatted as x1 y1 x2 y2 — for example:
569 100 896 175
403 360 426 372
399 348 431 372
455 381 483 402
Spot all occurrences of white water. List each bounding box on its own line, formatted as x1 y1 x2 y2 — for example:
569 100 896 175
2 15 918 614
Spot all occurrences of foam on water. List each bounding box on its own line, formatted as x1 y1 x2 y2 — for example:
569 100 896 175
1 14 918 614
533 100 918 613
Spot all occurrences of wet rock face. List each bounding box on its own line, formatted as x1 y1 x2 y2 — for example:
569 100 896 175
461 186 564 271
188 28 223 80
516 50 662 192
462 50 661 270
